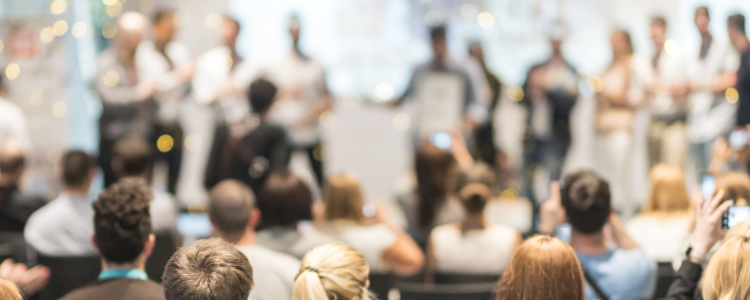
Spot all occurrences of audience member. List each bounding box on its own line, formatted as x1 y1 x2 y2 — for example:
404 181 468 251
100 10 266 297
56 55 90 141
0 142 45 232
540 170 656 300
496 235 584 300
0 277 22 300
255 170 313 254
715 172 750 205
207 179 300 300
293 243 370 300
0 259 50 297
626 164 692 262
25 150 97 256
163 238 254 300
427 163 521 276
60 180 162 300
293 174 424 275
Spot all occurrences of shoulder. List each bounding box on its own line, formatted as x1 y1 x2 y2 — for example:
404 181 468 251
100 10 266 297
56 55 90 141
615 248 656 271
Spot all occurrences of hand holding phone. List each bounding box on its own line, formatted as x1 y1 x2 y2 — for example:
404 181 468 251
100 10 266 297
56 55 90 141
722 203 750 230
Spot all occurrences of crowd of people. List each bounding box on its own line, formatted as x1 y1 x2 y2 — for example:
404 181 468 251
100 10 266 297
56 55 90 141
0 4 749 300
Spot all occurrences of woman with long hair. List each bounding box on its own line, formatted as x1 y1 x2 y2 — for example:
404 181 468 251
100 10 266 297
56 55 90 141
293 243 371 300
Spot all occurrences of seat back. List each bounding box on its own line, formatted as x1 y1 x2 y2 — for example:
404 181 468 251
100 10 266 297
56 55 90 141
145 232 177 282
653 262 676 299
434 273 501 284
0 232 29 263
368 272 394 299
398 282 496 300
36 255 101 300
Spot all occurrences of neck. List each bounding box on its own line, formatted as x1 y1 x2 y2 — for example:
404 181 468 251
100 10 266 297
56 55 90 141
461 213 486 231
102 258 145 272
156 39 169 53
222 229 255 246
701 31 711 41
569 229 608 255
65 186 89 197
0 175 16 187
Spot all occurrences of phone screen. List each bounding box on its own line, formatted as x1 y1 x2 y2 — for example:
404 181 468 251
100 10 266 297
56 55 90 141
729 129 748 150
430 132 452 150
701 175 716 201
723 205 750 230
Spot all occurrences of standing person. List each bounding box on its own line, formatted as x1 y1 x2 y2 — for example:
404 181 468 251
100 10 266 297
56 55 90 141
0 143 45 232
468 42 502 166
265 15 332 187
686 7 740 176
728 14 750 131
94 12 158 188
0 77 32 152
521 35 579 206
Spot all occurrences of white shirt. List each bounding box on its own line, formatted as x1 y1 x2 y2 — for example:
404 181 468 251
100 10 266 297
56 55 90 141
0 98 32 152
625 213 692 263
24 192 96 256
136 41 191 123
237 244 300 300
192 46 258 124
646 51 687 117
151 189 179 236
430 223 518 274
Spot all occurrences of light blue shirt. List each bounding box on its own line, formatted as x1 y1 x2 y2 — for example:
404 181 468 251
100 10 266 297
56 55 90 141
98 269 148 281
577 249 656 300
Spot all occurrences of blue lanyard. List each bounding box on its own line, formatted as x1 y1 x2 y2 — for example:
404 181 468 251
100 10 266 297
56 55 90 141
98 269 149 281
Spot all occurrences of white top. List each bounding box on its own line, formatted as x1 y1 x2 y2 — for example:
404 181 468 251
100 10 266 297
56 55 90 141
151 189 179 236
192 46 258 123
24 192 96 256
291 221 397 272
0 98 32 152
430 224 518 274
645 51 687 117
625 213 692 262
237 244 300 300
136 41 191 123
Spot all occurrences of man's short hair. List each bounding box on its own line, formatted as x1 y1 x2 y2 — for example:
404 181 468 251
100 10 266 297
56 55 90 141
728 13 746 35
93 180 153 263
207 180 255 237
696 6 709 19
248 78 278 114
430 26 446 42
163 238 254 300
652 16 667 28
561 170 611 234
0 145 24 175
152 9 174 25
257 169 313 229
62 150 96 187
114 136 154 177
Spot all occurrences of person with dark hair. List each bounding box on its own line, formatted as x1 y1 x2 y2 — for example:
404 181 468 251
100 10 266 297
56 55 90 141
60 180 162 300
207 180 299 300
539 171 656 300
255 169 313 254
468 42 503 166
727 13 750 130
0 142 45 232
25 150 98 256
163 238 254 300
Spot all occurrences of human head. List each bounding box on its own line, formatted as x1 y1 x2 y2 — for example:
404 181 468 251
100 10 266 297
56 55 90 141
455 163 496 215
248 78 278 115
715 172 750 205
0 141 25 186
152 10 176 45
322 174 365 224
701 236 750 300
415 144 456 226
561 170 611 234
112 136 154 179
496 235 584 300
641 164 690 214
257 169 313 229
289 15 301 46
207 179 258 243
727 14 748 51
163 238 254 300
695 6 710 34
430 26 448 61
724 218 750 242
61 150 97 191
0 277 22 300
611 29 634 61
92 180 154 265
220 16 240 48
293 243 370 300
117 12 148 52
651 17 667 49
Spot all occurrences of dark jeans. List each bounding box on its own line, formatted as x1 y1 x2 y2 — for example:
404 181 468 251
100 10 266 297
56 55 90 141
474 122 497 166
297 143 324 187
522 137 570 206
99 137 118 188
155 123 183 194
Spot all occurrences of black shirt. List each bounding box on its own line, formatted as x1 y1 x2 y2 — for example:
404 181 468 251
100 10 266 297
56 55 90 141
0 185 45 232
737 49 750 126
226 123 291 192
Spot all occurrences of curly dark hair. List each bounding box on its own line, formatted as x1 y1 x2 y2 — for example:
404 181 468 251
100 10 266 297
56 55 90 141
93 179 153 263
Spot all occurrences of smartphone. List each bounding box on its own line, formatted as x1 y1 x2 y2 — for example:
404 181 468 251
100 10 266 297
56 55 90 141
722 205 750 230
701 174 716 201
729 128 748 150
430 132 452 151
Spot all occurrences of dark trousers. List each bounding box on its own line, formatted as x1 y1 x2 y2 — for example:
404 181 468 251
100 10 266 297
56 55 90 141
298 144 324 187
155 123 183 194
522 137 570 207
474 122 497 166
99 137 118 188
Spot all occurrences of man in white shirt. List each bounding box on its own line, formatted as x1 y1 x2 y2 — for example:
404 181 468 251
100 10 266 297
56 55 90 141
207 179 300 300
24 151 97 256
0 78 32 152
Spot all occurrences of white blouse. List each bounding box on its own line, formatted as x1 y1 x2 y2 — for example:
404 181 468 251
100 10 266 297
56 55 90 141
625 213 692 262
430 224 518 274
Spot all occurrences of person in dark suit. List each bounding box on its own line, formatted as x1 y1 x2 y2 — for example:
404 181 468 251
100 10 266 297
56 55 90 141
0 142 45 232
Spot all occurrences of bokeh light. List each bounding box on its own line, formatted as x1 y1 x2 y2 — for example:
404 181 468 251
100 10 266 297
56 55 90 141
106 3 123 17
50 0 66 15
52 101 67 118
103 71 120 87
726 87 739 104
53 20 68 36
40 27 55 43
205 13 223 29
424 10 442 26
393 113 411 132
102 0 117 6
319 111 337 128
102 24 117 39
72 22 88 38
477 12 495 29
157 135 175 153
29 90 44 106
5 63 20 80
507 85 524 102
664 39 680 56
460 4 478 20
374 82 394 101
185 134 202 151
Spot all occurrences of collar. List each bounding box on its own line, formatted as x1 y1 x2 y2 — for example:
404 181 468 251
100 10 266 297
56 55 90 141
98 269 148 281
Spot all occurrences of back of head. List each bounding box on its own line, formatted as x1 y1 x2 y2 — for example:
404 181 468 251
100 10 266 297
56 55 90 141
652 16 667 28
208 180 255 240
642 164 690 215
248 78 278 114
561 170 611 234
0 277 22 300
62 150 96 188
455 163 496 215
293 243 370 300
716 172 750 205
728 13 746 35
725 217 750 242
164 238 254 300
323 174 365 224
430 26 446 42
0 141 25 178
702 236 750 300
93 180 153 263
415 144 456 226
114 136 154 177
257 169 313 229
497 235 584 300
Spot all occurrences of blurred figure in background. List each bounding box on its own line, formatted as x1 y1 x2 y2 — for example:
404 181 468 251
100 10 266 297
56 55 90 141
265 15 332 187
0 142 45 232
95 12 158 188
292 243 370 300
468 42 502 166
715 172 750 205
0 76 31 152
728 14 750 131
255 170 313 255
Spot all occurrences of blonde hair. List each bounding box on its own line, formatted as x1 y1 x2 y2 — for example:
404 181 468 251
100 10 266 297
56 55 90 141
702 236 750 300
323 174 366 224
641 164 690 215
725 218 750 242
0 277 22 300
716 172 750 205
293 243 370 300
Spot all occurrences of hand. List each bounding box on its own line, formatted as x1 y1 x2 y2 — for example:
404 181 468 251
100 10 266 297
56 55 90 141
311 201 325 228
690 190 733 264
607 211 639 250
539 181 565 234
0 259 50 296
135 80 158 101
175 61 196 82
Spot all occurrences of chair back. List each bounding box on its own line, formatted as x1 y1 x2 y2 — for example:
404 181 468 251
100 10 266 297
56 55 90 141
653 262 676 299
0 232 29 263
434 273 501 284
145 232 177 282
398 282 496 300
36 255 101 300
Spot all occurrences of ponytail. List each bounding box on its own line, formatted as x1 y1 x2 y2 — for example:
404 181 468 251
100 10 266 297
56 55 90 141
292 244 371 300
293 269 330 300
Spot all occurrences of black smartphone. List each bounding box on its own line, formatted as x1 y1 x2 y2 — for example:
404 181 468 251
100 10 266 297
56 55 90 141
722 205 750 230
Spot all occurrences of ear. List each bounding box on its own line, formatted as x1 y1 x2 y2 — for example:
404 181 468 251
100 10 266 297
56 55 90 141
142 234 156 258
249 208 261 229
91 235 100 255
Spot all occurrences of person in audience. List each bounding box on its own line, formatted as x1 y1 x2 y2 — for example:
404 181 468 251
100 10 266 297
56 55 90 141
25 150 98 256
293 174 424 276
0 76 32 151
427 163 521 276
715 172 750 205
293 243 370 300
540 170 656 300
163 238 254 300
60 180 162 300
0 142 45 232
255 169 313 254
0 277 22 300
207 179 300 300
496 235 584 300
0 258 50 297
625 164 692 262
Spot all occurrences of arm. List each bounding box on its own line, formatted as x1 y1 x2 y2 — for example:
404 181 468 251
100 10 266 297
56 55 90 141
607 212 639 250
664 260 704 300
538 181 564 235
449 130 474 169
298 74 334 127
424 236 437 283
268 128 292 173
375 204 425 276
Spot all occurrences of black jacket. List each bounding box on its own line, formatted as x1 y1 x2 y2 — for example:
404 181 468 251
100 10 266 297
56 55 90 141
665 260 703 300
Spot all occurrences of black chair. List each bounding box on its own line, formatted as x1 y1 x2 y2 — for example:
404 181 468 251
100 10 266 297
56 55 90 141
397 282 496 300
0 232 29 263
36 255 101 300
434 273 501 284
145 232 177 282
652 262 676 300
